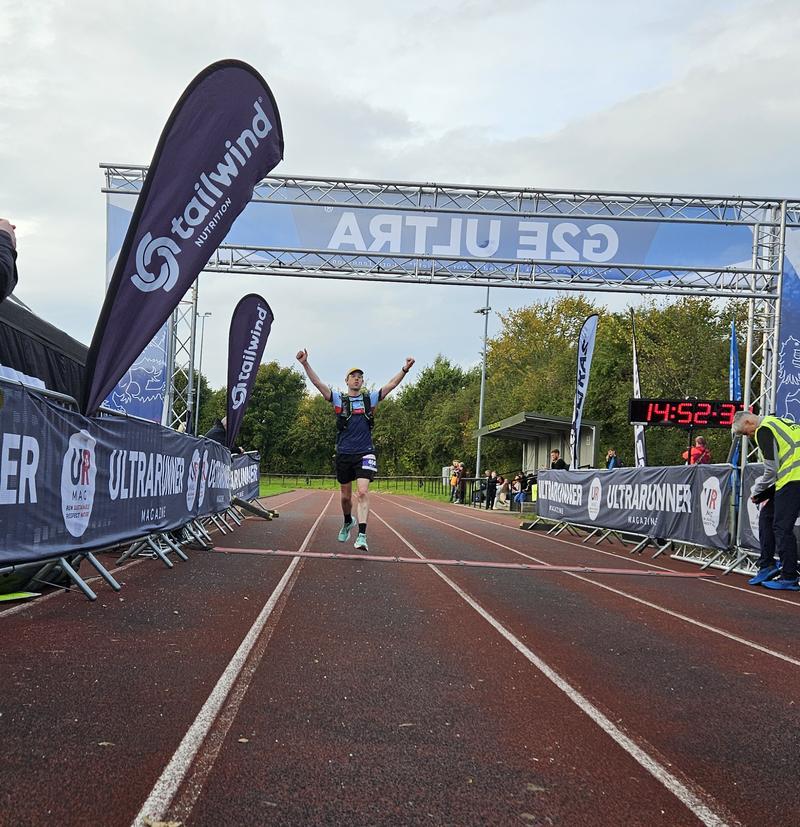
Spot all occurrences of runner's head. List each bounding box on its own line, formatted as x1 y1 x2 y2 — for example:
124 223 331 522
345 367 364 392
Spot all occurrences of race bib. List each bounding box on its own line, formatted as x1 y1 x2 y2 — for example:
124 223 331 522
361 453 377 472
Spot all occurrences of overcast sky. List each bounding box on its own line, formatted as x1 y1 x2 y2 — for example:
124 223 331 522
2 0 798 390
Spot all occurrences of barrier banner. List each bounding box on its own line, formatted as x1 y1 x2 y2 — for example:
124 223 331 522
231 452 260 501
738 462 765 551
0 382 231 566
83 60 284 414
226 295 273 447
569 314 598 469
536 464 732 549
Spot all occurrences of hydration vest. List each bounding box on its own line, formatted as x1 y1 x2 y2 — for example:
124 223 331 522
336 393 374 433
757 415 800 490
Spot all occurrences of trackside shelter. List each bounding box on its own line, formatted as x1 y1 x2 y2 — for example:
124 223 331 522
476 411 598 473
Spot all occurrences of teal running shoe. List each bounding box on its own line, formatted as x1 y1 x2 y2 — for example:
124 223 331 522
338 520 353 542
354 533 369 551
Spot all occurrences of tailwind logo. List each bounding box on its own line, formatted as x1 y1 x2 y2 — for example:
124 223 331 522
128 99 274 294
700 476 722 537
60 430 97 537
587 477 602 521
131 233 181 292
231 304 269 409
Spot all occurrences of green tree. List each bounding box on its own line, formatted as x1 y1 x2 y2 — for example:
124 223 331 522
236 361 306 470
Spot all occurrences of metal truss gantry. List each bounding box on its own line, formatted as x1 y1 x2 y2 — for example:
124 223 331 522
102 166 795 425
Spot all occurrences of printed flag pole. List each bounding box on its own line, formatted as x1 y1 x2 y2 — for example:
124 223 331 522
569 313 599 469
729 317 743 509
226 294 274 448
82 60 284 415
631 309 647 467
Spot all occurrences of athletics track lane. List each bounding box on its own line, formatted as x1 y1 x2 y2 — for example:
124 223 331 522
179 493 726 827
2 489 792 825
364 494 800 825
0 490 322 826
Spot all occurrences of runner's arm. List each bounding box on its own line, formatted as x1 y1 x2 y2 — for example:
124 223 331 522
379 357 415 400
752 428 777 499
295 349 332 402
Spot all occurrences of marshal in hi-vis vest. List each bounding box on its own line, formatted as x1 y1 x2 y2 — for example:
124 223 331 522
757 415 800 490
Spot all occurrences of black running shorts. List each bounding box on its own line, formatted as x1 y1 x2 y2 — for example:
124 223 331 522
336 452 377 484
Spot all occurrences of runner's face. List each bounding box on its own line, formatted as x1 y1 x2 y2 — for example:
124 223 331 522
347 372 364 391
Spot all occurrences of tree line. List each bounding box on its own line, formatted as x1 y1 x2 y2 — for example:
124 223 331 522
193 295 747 475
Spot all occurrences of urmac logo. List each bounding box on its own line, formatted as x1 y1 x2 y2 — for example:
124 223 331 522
700 475 723 537
231 305 269 409
130 99 274 294
587 477 602 521
60 430 97 538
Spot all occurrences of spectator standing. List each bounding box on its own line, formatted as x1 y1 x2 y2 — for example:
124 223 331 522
605 448 623 469
550 449 569 470
485 470 498 511
0 218 18 303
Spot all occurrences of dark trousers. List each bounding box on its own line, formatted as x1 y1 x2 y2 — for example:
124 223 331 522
773 481 800 580
486 490 496 510
756 498 776 570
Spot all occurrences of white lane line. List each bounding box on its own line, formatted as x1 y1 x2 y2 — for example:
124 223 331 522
416 501 800 609
371 509 733 827
257 489 316 508
384 498 800 668
132 493 334 827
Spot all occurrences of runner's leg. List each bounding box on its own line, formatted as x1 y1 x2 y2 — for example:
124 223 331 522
355 477 370 528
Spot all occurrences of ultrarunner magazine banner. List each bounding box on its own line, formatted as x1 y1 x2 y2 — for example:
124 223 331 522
0 381 231 566
738 462 765 552
226 294 274 448
569 314 599 469
83 60 284 414
536 465 732 549
231 452 261 501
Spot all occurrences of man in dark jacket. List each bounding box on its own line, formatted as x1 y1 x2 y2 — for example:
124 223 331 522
0 218 18 303
550 449 569 470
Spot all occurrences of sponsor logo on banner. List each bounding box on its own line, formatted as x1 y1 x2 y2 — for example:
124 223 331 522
587 477 602 521
198 449 209 508
129 100 274 294
61 430 97 537
747 494 760 542
231 304 270 410
131 233 181 292
700 476 723 537
186 448 201 510
0 433 40 505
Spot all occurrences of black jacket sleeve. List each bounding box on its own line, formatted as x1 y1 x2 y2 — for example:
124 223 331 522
0 231 18 302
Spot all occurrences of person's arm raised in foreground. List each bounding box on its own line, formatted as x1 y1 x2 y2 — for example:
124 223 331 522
296 349 332 402
379 357 415 400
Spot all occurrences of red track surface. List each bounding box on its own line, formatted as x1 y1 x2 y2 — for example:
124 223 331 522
2 489 798 826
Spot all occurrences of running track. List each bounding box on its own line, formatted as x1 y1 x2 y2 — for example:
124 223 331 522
2 490 798 826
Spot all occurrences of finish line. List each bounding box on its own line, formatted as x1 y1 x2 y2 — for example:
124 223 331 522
213 547 713 578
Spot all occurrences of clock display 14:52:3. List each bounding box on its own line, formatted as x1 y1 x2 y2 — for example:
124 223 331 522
627 398 745 428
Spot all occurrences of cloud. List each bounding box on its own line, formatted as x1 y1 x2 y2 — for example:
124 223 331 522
1 0 797 390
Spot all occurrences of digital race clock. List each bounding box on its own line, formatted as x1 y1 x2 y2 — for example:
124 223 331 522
628 398 747 428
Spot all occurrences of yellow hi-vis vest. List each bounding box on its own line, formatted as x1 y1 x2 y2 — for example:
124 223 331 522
756 415 800 490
